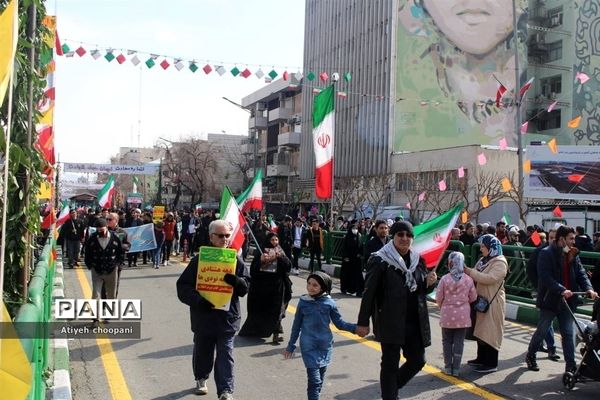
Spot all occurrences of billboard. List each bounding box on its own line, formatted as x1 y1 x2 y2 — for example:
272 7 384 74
394 0 528 152
525 145 600 201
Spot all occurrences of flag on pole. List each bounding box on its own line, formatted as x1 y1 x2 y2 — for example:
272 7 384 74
0 0 19 107
518 77 535 99
501 212 511 225
412 202 463 269
219 186 247 251
236 169 263 212
55 200 71 227
132 176 140 193
495 82 507 107
98 176 115 209
41 209 55 230
312 85 335 199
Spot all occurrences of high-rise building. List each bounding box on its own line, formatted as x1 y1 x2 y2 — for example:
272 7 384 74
300 0 598 220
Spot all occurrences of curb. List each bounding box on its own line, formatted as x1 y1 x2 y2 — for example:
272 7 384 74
49 261 72 400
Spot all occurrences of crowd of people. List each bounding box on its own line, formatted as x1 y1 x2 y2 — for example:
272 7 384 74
54 204 600 400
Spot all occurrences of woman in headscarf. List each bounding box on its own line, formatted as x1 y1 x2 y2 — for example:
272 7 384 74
340 222 364 296
464 234 508 374
239 232 292 343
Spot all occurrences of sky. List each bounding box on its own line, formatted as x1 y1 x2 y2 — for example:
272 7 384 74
48 0 305 164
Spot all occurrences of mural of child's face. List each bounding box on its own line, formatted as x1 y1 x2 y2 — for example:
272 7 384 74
423 0 514 55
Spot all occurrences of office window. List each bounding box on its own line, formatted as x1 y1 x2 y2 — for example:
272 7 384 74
547 6 563 28
544 41 562 63
538 110 561 131
541 75 562 97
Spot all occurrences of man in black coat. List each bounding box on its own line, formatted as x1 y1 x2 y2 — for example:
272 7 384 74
84 218 124 300
176 220 250 400
356 221 437 400
525 225 598 373
59 209 85 268
365 220 389 259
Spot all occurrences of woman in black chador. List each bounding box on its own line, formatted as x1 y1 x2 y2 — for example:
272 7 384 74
340 223 364 296
239 232 292 343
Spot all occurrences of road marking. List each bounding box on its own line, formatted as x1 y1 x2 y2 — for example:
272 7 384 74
287 304 505 400
75 267 133 400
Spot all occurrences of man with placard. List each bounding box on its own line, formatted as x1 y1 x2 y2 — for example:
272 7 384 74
176 220 250 400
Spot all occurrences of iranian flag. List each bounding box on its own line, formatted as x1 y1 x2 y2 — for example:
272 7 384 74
98 176 115 209
312 85 335 199
413 202 463 269
220 186 247 251
55 200 71 228
236 169 263 212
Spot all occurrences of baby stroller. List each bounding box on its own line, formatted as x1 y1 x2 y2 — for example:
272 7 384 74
562 293 600 390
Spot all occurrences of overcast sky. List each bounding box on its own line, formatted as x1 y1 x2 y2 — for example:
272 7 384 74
49 0 305 163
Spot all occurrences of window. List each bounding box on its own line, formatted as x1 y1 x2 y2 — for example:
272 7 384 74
540 75 562 97
543 41 562 63
537 110 561 131
547 6 563 28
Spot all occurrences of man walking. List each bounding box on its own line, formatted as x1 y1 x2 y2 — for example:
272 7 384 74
365 220 389 257
305 219 324 272
176 220 250 400
291 218 306 275
525 225 598 373
356 221 438 400
59 209 85 268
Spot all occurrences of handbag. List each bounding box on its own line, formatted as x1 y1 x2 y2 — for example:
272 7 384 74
472 281 503 313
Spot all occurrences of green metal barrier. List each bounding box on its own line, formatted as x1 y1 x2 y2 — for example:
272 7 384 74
13 235 57 400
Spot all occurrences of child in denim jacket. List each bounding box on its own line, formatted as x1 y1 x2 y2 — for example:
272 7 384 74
284 271 356 400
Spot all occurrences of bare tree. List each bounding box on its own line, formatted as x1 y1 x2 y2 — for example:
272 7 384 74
468 169 510 222
363 174 394 220
220 144 253 187
334 176 361 216
503 172 528 225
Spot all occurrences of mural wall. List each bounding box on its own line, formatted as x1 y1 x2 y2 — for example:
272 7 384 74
573 0 600 145
394 0 529 152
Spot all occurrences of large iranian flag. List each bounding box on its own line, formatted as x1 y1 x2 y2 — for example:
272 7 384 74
312 85 335 199
220 186 247 251
97 176 115 209
55 200 71 228
413 202 463 269
236 169 263 212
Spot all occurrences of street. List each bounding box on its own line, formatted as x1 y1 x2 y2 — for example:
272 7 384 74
63 257 598 400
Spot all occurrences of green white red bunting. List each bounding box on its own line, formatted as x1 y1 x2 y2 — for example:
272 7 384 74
219 186 246 251
412 202 463 269
97 176 115 209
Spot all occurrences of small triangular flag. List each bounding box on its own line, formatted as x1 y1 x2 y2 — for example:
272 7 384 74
495 82 507 107
216 65 226 76
130 55 140 66
501 177 512 192
160 59 170 70
418 191 426 202
520 121 528 135
189 62 198 73
294 71 303 81
567 116 582 128
552 205 563 218
438 180 446 191
175 60 185 71
524 159 531 173
75 46 86 57
458 166 465 178
268 69 278 79
240 68 251 78
255 68 264 79
478 153 487 166
547 100 558 112
481 195 489 208
499 137 508 150
547 138 558 154
344 72 352 82
461 211 469 224
116 54 126 64
230 66 240 77
91 50 101 60
405 202 411 210
306 71 316 81
105 51 115 62
203 64 212 74
576 71 590 84
530 231 541 246
283 71 289 81
145 57 155 68
319 72 329 82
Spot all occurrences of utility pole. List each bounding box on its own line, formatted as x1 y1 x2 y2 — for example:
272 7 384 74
512 0 525 225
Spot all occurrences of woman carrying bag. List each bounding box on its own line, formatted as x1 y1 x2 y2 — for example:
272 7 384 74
464 234 508 374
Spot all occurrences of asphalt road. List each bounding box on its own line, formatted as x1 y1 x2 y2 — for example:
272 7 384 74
62 256 599 400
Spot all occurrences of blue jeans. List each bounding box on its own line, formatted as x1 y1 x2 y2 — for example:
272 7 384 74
306 366 327 400
152 248 162 265
193 332 235 396
544 325 556 349
528 307 576 370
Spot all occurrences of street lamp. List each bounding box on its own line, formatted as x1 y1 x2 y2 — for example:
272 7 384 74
221 97 259 176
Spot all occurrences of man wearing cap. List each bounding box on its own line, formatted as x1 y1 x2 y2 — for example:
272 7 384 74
356 221 438 400
84 218 125 301
176 220 250 400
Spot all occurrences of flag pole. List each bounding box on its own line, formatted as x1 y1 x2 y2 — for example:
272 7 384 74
330 80 336 228
226 186 263 254
512 0 525 226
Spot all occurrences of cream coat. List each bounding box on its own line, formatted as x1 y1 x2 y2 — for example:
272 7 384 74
468 255 508 351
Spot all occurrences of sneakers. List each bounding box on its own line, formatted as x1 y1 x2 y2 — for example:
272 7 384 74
467 359 483 366
291 268 300 275
525 354 540 371
548 348 561 361
443 367 452 375
154 264 159 269
474 365 497 373
218 391 234 400
195 379 208 395
162 261 167 266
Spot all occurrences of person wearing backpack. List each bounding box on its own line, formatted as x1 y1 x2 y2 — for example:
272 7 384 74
526 228 560 361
